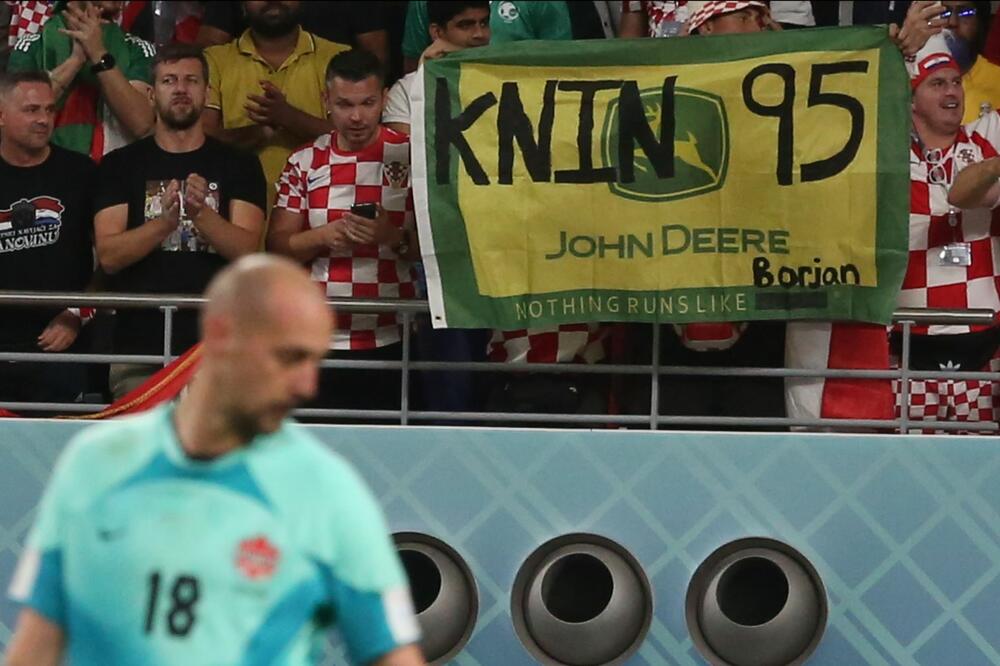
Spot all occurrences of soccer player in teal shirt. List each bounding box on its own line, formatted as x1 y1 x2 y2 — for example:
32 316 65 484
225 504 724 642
4 255 425 666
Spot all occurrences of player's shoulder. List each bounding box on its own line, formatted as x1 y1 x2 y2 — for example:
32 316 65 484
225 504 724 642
250 423 369 499
55 410 166 493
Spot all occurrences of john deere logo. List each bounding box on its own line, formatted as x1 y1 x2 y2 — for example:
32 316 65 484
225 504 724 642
601 87 729 202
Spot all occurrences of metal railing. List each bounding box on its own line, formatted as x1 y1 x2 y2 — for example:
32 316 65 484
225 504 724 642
0 291 996 433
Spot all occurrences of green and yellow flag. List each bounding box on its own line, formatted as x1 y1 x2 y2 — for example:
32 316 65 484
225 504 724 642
412 27 909 329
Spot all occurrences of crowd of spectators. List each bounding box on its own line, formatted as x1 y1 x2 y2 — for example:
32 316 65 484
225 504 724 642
1 0 1000 431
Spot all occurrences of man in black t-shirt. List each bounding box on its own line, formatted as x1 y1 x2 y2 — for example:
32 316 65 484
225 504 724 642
94 43 266 399
0 70 96 404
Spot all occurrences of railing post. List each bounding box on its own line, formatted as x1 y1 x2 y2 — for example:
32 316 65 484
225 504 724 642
161 305 176 366
400 311 411 426
649 324 661 430
899 320 912 434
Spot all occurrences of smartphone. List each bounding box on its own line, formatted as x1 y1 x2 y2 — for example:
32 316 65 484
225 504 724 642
350 203 377 219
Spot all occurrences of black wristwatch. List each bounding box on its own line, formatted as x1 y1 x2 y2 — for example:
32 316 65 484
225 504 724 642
90 52 116 74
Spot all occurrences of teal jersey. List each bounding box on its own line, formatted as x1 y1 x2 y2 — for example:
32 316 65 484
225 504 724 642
8 405 419 665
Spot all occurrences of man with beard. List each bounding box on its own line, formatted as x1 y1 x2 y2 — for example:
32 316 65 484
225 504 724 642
934 1 1000 123
94 43 266 399
7 1 155 160
4 254 426 666
203 1 349 211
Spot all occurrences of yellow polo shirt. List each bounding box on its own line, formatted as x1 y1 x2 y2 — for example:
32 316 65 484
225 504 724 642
963 57 1000 124
205 29 348 210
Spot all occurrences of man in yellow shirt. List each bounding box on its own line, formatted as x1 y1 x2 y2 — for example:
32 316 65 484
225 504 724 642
936 1 1000 123
203 1 348 210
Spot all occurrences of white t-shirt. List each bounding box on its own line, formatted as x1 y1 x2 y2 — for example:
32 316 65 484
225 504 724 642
382 71 417 126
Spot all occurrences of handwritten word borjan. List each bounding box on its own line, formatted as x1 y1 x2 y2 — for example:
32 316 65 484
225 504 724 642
542 225 861 289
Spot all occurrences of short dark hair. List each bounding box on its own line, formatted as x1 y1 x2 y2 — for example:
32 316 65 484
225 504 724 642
427 1 490 29
152 43 209 81
325 49 384 88
0 70 51 101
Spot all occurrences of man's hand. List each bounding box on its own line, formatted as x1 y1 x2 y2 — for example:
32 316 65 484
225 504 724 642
948 155 1000 209
245 80 297 130
343 205 403 247
420 37 462 63
760 11 782 31
68 32 86 65
890 1 947 57
59 2 109 64
161 179 182 230
318 219 354 251
184 173 209 221
37 310 81 352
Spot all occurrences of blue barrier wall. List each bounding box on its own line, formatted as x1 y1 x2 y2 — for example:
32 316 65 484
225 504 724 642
0 420 998 664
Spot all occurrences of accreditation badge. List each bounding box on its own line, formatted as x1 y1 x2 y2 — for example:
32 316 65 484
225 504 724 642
938 242 972 267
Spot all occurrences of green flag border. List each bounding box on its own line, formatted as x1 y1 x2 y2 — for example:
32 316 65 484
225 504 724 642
417 26 910 329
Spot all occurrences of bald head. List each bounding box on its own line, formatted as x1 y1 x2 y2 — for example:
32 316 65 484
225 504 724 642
192 255 332 439
202 254 330 334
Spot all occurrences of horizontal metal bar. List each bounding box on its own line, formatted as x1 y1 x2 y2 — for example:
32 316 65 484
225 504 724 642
0 352 166 364
3 351 998 384
0 292 994 325
892 307 996 326
323 359 1000 383
0 402 108 413
409 412 998 431
0 291 430 313
5 402 996 433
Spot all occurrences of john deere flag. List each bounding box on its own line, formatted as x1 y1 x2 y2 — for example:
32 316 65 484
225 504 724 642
412 27 909 329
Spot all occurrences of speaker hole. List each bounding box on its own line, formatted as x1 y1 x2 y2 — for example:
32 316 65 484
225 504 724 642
541 553 613 623
400 549 442 614
716 556 789 627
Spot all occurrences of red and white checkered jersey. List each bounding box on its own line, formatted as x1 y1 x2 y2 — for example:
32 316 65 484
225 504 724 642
6 0 52 46
488 324 607 364
620 1 690 37
902 111 1000 335
275 127 417 351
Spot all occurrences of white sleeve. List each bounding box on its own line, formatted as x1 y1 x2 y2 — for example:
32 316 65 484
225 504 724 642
382 76 413 125
959 111 1000 209
965 109 1000 154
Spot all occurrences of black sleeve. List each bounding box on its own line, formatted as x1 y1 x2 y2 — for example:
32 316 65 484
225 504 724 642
201 0 244 35
94 149 131 213
809 1 840 27
227 150 268 213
